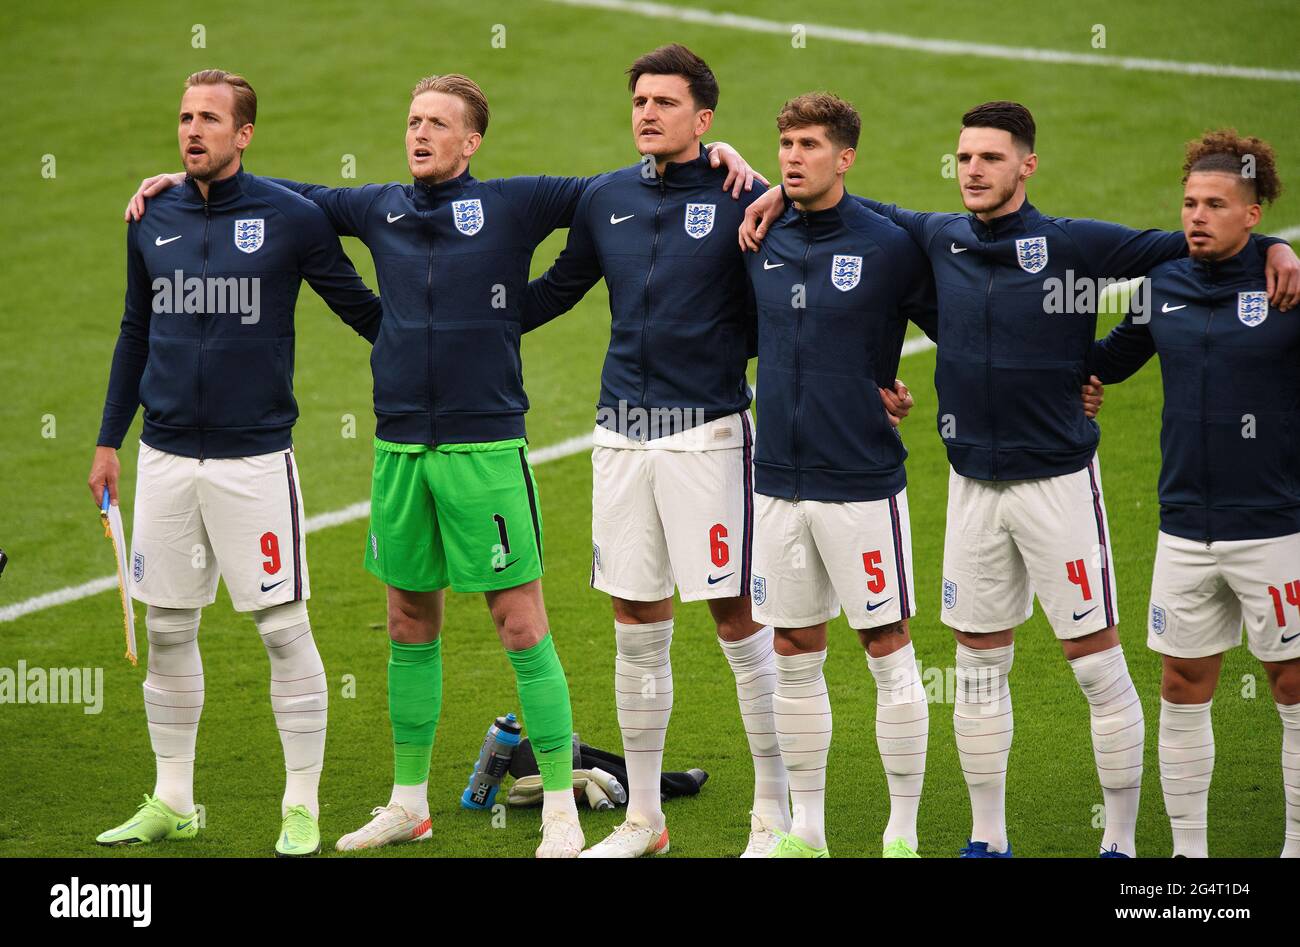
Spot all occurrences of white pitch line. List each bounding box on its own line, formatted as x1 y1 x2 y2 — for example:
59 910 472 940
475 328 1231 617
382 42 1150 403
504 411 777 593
544 0 1300 83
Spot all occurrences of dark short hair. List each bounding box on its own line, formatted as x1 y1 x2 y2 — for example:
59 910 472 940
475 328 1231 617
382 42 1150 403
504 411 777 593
776 92 861 150
1183 128 1282 205
961 100 1036 152
626 43 719 111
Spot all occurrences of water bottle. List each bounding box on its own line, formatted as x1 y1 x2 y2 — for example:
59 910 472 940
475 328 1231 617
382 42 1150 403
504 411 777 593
461 713 522 809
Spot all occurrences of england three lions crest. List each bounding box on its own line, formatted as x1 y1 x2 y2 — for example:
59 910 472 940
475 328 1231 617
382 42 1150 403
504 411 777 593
684 203 715 239
1237 291 1268 327
452 199 484 236
831 254 862 292
1015 236 1048 274
234 218 264 254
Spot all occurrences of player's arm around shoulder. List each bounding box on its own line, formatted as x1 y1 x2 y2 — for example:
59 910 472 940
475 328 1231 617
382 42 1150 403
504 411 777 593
270 187 383 342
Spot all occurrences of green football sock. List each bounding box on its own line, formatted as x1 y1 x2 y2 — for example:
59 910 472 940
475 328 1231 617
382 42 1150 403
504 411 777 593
507 633 574 792
388 638 443 786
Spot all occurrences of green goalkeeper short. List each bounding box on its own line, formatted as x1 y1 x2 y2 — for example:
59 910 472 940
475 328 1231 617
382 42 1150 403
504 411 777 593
365 437 544 593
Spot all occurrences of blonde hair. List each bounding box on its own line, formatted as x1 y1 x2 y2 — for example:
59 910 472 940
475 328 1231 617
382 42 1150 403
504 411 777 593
184 69 257 129
411 74 490 136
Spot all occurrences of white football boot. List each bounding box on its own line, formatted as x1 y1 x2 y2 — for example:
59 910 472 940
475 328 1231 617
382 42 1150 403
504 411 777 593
740 810 782 858
335 804 432 851
536 811 585 858
579 815 670 858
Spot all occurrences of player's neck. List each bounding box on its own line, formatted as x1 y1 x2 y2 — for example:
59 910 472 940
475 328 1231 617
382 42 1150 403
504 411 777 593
417 159 470 187
794 178 845 213
1198 232 1252 263
975 188 1026 223
193 158 241 201
655 140 702 175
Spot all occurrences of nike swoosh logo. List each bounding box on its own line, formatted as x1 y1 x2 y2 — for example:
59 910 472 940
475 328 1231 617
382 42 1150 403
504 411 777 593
176 819 193 831
1074 606 1099 621
1282 632 1300 644
1161 303 1187 313
155 235 182 246
387 212 406 223
763 259 784 270
707 572 735 585
493 558 519 574
610 213 635 224
866 597 894 612
260 578 288 592
950 243 967 253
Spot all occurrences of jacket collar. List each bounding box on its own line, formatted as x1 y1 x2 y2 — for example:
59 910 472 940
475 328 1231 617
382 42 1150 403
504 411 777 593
969 198 1042 241
182 166 249 208
638 144 718 188
413 166 476 210
782 187 858 238
1192 235 1263 283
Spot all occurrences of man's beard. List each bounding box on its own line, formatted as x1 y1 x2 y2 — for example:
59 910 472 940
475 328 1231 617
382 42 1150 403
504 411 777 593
412 155 458 184
964 178 1018 217
188 149 238 182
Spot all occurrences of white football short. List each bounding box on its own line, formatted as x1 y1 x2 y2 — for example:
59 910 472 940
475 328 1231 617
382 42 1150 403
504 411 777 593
130 442 310 612
590 412 754 603
940 455 1117 639
1148 530 1300 663
750 488 915 630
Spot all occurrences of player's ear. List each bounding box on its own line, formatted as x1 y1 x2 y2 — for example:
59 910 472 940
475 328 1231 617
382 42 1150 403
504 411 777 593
237 123 254 151
463 131 483 159
1021 151 1038 181
695 108 714 138
1245 203 1262 229
838 146 856 175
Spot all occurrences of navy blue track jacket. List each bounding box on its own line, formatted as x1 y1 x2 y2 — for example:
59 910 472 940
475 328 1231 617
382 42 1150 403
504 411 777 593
1087 239 1300 542
97 169 383 459
271 168 593 445
860 197 1285 481
747 191 938 502
521 146 758 428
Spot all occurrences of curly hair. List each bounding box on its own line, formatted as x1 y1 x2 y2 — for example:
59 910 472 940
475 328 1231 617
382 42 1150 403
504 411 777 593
1183 128 1282 204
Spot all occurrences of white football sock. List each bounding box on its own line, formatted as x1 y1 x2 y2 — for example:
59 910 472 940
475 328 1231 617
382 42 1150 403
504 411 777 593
614 619 673 829
389 781 429 819
1070 645 1144 856
1278 701 1300 858
719 626 790 831
542 788 580 820
1160 698 1213 858
954 642 1013 853
774 648 831 850
255 602 327 819
867 641 928 850
143 605 203 816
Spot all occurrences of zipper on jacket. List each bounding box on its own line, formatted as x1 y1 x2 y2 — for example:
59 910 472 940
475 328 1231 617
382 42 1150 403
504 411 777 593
1200 300 1213 545
793 212 813 501
198 200 210 461
426 220 436 446
983 259 996 479
639 178 667 434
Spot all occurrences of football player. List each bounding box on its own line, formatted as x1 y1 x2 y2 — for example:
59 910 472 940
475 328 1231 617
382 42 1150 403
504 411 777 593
89 69 383 856
521 44 790 858
742 91 938 857
1088 130 1300 858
